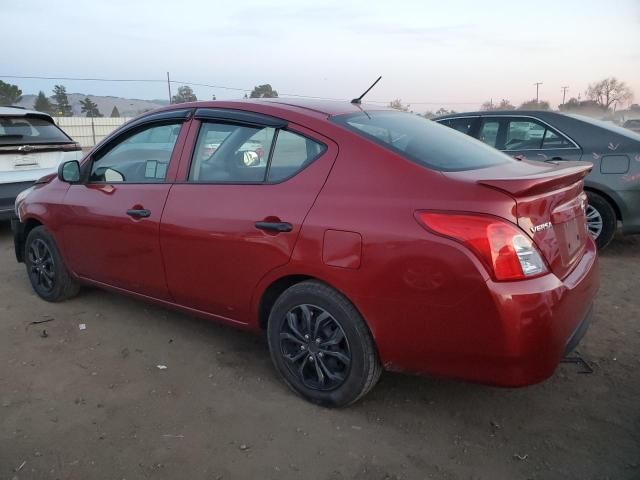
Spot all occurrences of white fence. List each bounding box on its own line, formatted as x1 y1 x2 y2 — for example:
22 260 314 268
53 117 132 148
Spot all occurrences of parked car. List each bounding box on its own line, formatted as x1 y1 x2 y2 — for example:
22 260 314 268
0 106 81 220
434 111 640 249
623 118 640 134
12 100 598 407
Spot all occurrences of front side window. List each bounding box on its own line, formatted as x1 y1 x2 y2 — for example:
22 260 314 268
90 122 181 183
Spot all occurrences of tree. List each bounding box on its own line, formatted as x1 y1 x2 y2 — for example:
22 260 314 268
110 106 120 117
172 85 197 104
388 99 410 111
250 84 278 98
558 97 606 115
496 99 515 110
0 80 22 105
33 91 54 114
518 99 550 110
481 100 494 111
52 85 72 116
435 107 456 116
80 97 102 117
586 77 633 110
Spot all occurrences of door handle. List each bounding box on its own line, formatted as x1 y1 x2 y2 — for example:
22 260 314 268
255 221 293 233
126 208 151 218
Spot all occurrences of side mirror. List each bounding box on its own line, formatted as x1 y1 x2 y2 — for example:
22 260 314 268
58 160 81 183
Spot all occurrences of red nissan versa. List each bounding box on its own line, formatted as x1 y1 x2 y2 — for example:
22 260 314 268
11 99 598 407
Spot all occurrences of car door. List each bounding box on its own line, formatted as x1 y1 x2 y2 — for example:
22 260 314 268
61 109 192 299
478 116 582 163
160 109 338 323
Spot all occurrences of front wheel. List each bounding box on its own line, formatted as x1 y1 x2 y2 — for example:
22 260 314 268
267 281 381 407
25 226 80 302
585 191 616 250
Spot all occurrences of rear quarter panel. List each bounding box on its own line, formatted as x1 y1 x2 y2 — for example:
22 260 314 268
251 129 526 375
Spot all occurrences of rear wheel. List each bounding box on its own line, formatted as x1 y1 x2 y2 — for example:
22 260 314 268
267 281 381 407
25 226 80 302
585 191 616 250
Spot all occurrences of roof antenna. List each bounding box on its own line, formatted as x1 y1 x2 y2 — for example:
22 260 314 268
351 76 382 104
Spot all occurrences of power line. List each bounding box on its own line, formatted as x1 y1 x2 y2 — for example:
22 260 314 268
0 73 485 106
0 74 165 83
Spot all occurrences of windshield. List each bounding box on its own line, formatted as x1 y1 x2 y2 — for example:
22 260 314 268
332 110 512 172
0 116 71 145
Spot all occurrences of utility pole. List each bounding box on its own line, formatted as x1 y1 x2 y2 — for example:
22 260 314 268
167 72 172 104
561 86 569 105
534 82 543 103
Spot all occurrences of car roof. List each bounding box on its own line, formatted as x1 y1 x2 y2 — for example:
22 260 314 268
0 106 54 120
432 110 569 120
156 98 392 118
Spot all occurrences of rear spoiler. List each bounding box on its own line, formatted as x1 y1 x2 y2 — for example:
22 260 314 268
478 162 592 196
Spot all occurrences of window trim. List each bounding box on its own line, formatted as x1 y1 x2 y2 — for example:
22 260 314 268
184 120 327 186
85 119 185 185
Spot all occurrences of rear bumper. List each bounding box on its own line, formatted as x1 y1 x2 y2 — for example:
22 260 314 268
0 181 33 221
369 238 599 387
468 239 599 387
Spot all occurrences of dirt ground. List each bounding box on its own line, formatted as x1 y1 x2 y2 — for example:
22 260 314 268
0 221 638 480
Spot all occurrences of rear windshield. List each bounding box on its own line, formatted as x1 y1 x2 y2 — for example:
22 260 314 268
0 116 71 145
332 110 511 172
568 114 640 142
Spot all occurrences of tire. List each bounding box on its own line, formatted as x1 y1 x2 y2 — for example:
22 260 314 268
267 280 382 407
585 191 616 250
24 226 80 302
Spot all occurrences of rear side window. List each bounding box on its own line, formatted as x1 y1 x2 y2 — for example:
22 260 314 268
267 130 325 182
189 122 325 183
503 118 574 151
0 116 70 145
333 111 510 172
505 121 545 151
190 122 276 182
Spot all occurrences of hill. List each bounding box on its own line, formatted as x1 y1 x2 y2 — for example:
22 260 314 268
17 94 168 117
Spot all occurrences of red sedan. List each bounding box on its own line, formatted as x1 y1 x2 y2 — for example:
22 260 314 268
12 99 598 407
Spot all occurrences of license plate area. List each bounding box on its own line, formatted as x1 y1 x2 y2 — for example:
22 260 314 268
14 155 40 169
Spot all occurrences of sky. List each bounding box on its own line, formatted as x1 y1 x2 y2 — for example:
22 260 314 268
1 0 639 112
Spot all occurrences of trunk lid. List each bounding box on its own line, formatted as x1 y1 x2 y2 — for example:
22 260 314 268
0 146 79 173
447 160 592 279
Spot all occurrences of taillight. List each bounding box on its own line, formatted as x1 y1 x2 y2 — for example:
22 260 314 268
416 212 548 281
61 142 82 151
